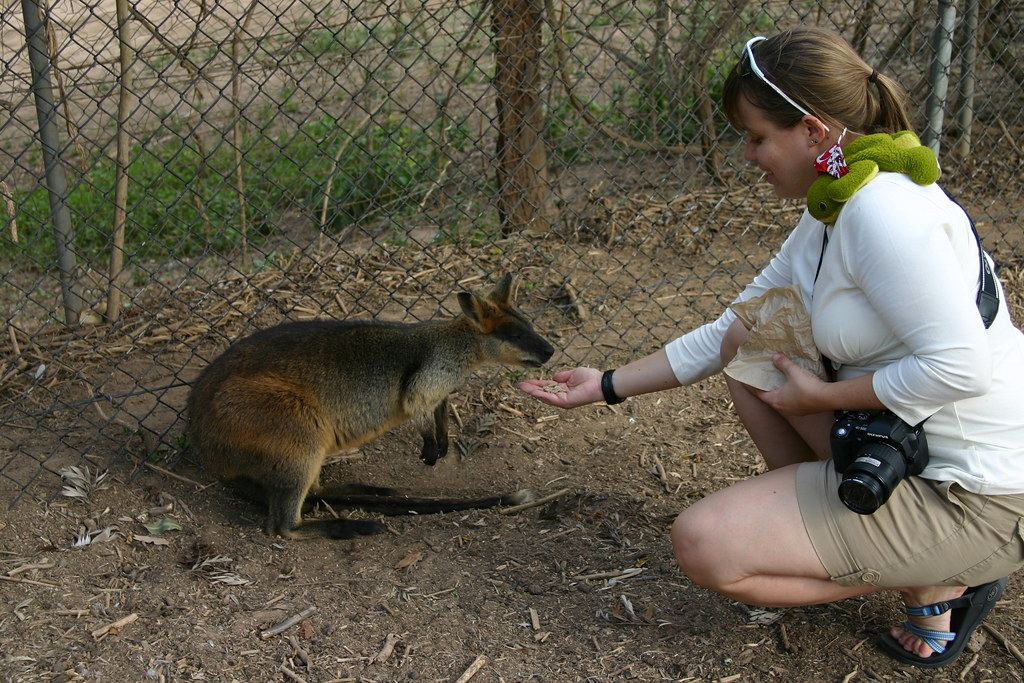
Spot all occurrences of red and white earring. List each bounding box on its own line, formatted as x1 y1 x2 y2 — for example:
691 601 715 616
814 127 849 178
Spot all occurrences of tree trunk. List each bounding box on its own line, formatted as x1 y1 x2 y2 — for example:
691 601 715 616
492 0 549 235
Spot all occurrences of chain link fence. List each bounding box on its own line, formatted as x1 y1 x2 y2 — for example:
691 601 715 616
1 0 1022 505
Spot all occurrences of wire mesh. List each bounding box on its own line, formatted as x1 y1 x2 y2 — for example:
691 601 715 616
1 0 1022 505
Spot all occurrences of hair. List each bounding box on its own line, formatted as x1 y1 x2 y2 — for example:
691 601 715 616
722 27 912 135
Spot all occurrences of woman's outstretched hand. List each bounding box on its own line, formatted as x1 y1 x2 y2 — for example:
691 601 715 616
517 367 604 409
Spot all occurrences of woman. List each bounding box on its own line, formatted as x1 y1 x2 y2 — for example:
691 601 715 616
519 27 1024 669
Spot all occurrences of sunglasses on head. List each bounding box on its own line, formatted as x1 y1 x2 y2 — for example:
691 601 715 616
742 36 830 133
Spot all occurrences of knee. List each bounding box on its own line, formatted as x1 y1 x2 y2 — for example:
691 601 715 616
670 507 725 591
720 318 749 366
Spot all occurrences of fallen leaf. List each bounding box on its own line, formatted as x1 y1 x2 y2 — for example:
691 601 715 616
143 518 182 535
299 620 314 639
394 551 424 570
132 535 171 546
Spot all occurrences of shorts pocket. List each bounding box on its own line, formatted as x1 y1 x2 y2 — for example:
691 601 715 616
936 480 972 526
945 517 1024 586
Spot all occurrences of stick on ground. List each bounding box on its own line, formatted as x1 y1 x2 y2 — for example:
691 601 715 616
453 654 488 683
91 612 139 639
261 606 317 639
498 487 570 515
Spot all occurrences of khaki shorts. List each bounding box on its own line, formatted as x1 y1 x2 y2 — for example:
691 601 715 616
797 461 1024 588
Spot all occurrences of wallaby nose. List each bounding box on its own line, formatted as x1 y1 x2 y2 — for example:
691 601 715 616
531 338 555 366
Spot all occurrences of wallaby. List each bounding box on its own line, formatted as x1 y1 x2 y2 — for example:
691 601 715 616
186 274 554 540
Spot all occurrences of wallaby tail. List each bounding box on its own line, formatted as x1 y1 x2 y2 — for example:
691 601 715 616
310 488 534 516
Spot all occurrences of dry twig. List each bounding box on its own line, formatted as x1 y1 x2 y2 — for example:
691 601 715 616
453 654 488 683
0 575 59 588
983 622 1024 666
91 612 138 639
144 462 209 489
261 606 317 639
958 652 979 680
571 567 643 582
651 453 672 493
280 664 308 683
498 487 570 515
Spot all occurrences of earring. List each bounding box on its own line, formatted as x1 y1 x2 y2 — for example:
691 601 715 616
814 128 850 178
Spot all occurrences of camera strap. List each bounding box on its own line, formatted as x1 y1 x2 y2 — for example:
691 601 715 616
945 192 1000 329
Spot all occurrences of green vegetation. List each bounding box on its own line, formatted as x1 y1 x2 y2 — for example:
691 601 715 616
0 111 472 264
0 1 779 269
544 96 625 164
624 55 728 147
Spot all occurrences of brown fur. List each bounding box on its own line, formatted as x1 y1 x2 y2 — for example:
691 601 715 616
186 274 553 539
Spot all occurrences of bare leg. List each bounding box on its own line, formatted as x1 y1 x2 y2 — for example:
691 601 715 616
725 374 834 467
671 465 876 606
710 320 965 656
720 319 833 468
671 466 963 658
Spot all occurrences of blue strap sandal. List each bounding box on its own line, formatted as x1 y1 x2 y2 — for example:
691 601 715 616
879 577 1008 669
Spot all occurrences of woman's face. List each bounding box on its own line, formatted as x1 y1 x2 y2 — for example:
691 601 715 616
736 97 824 199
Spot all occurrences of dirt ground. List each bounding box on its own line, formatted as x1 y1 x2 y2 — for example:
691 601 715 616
3 212 1024 683
4 344 1024 682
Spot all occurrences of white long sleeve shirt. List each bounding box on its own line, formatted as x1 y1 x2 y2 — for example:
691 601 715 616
665 172 1024 494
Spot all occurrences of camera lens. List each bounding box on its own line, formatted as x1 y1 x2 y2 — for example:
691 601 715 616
838 474 887 514
837 442 907 514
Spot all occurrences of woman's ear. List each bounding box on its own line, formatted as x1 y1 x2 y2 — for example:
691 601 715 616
802 116 830 148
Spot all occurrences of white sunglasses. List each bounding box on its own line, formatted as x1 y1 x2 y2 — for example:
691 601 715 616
743 36 830 133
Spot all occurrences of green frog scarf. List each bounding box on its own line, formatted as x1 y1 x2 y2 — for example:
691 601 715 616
806 131 941 225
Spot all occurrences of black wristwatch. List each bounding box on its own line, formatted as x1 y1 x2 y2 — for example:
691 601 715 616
601 369 626 405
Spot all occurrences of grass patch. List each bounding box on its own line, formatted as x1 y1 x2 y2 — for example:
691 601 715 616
1 111 472 266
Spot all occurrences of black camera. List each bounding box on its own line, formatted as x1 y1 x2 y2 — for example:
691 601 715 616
830 410 928 514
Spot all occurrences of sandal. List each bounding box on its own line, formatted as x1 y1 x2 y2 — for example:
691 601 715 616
879 577 1008 669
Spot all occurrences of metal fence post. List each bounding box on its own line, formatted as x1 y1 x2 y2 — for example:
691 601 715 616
955 0 979 159
20 0 83 325
922 0 957 157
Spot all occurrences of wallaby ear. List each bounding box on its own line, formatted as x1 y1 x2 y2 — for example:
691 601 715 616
489 273 514 305
457 291 485 328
